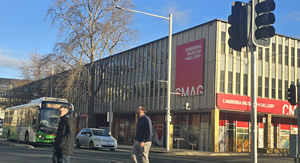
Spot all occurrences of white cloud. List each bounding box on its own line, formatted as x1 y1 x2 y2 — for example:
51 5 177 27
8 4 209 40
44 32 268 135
161 2 192 27
286 12 300 22
0 49 26 69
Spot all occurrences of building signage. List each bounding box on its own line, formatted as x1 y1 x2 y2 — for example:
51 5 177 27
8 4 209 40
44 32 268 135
217 93 297 115
175 39 205 96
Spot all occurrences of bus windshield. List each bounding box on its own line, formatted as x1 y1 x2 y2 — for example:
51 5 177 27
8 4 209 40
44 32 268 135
40 109 60 129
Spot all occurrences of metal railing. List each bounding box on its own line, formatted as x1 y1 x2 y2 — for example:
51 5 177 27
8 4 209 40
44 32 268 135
174 138 197 150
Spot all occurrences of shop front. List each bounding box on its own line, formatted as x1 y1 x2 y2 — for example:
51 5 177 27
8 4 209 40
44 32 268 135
217 93 297 152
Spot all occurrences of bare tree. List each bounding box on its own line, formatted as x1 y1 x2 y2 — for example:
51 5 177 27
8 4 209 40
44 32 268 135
47 0 137 127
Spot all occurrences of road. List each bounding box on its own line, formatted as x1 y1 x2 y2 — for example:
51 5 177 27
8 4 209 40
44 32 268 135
0 139 294 163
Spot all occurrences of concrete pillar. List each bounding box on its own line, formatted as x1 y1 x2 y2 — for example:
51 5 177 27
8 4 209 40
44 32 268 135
210 108 219 152
264 114 272 149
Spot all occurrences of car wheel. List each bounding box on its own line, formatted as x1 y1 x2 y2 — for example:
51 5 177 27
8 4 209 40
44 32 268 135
24 132 29 144
76 139 80 148
110 149 115 151
89 141 94 150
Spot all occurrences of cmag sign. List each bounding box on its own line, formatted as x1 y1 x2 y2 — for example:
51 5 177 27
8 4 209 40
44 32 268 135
217 93 297 116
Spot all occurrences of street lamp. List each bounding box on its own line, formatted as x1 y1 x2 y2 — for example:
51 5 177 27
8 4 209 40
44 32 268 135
116 6 173 151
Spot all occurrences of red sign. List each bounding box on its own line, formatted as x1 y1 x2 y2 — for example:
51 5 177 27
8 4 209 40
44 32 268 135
217 93 297 116
175 39 205 96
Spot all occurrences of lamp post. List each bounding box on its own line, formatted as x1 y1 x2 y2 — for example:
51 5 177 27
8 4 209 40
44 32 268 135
116 6 173 151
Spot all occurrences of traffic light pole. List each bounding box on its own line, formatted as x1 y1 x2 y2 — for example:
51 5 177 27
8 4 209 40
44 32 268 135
250 1 257 163
297 81 300 163
250 44 257 163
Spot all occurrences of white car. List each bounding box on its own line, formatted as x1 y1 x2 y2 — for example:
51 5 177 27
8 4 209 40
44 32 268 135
75 128 117 151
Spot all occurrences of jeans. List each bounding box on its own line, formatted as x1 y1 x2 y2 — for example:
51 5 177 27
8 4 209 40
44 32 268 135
131 141 152 163
52 152 71 163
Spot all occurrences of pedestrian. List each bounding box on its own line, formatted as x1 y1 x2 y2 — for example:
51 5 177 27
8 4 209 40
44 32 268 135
52 105 75 163
131 105 153 163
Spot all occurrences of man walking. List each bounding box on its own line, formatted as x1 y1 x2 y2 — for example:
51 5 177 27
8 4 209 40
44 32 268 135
52 105 75 163
131 105 153 163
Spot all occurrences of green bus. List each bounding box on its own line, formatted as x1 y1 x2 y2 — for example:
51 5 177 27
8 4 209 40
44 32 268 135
3 97 73 143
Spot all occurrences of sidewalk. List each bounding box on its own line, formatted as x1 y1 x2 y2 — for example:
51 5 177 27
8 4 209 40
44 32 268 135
117 143 285 157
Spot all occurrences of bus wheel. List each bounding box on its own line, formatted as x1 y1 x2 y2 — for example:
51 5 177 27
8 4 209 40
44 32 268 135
89 141 94 150
7 131 10 141
25 132 29 144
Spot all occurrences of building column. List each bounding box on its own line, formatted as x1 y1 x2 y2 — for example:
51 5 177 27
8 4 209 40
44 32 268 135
210 108 219 152
264 114 272 148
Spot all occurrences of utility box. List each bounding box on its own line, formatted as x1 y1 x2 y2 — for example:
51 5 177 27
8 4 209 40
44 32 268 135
290 134 298 158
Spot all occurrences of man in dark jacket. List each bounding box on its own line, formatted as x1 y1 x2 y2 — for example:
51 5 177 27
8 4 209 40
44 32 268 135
52 105 75 163
131 105 153 163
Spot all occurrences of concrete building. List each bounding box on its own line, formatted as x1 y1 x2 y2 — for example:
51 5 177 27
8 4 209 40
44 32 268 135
72 19 300 152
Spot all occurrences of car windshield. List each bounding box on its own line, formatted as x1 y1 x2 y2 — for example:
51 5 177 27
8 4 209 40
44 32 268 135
40 109 60 128
92 130 110 136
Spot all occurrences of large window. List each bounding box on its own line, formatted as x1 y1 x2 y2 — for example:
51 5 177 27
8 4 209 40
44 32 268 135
278 45 282 64
265 48 269 62
272 43 276 63
285 46 289 65
258 47 263 60
236 73 240 94
272 78 276 98
285 80 288 100
220 70 225 93
265 77 269 98
278 79 282 100
221 32 226 54
298 48 300 67
291 47 295 67
228 71 233 93
243 74 248 96
258 76 262 97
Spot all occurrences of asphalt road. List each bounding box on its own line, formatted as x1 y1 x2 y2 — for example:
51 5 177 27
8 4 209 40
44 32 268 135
0 139 295 163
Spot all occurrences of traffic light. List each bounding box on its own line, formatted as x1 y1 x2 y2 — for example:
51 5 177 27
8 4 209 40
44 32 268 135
252 0 276 47
288 84 296 105
228 1 249 51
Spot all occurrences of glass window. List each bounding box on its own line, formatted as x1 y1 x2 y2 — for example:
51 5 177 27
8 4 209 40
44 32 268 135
229 47 233 55
285 80 288 100
292 47 295 67
236 73 240 94
221 32 226 54
272 78 276 98
265 48 269 62
298 48 300 67
285 46 289 65
236 51 241 57
278 80 282 100
272 43 276 63
228 71 233 93
220 70 225 92
258 76 262 97
243 74 248 96
258 47 263 60
265 77 269 98
278 45 282 64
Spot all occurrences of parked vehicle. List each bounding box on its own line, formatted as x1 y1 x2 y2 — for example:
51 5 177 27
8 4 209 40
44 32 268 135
75 128 117 151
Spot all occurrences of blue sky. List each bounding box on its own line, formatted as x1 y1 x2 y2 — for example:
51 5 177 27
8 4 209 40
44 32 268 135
0 0 299 79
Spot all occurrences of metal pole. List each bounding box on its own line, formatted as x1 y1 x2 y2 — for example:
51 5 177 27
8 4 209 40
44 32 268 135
297 80 300 162
109 100 112 135
166 13 172 152
250 44 257 163
50 66 54 97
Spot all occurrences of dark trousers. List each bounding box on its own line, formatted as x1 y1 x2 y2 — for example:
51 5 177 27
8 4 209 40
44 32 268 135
52 152 71 163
